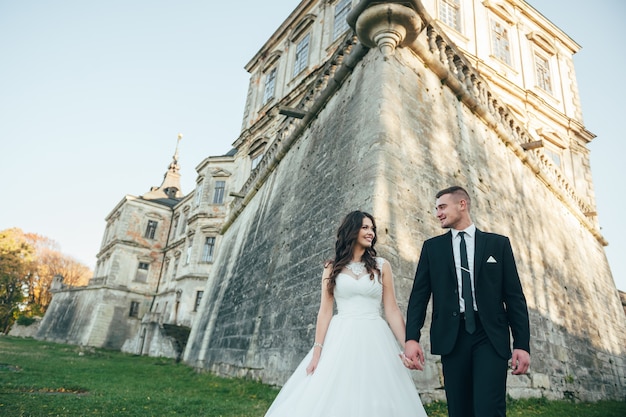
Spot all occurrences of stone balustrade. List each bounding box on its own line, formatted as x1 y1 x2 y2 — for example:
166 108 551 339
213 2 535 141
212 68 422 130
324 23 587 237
403 6 603 244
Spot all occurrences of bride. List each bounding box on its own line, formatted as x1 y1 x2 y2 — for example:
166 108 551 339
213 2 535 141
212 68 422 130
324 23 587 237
264 211 428 417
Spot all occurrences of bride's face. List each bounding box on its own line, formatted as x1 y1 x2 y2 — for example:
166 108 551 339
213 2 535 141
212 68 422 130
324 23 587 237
355 216 376 249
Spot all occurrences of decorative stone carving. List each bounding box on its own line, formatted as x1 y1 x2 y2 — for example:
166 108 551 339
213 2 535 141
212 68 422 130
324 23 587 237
355 3 421 59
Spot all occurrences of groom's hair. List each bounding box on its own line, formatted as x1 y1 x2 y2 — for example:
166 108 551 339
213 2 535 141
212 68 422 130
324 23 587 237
436 186 471 210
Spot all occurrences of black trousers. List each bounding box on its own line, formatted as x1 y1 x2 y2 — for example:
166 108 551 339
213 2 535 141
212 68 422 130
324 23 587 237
441 315 508 417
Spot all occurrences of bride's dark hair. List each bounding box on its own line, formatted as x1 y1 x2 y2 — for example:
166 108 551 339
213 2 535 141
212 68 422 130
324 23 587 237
326 211 380 296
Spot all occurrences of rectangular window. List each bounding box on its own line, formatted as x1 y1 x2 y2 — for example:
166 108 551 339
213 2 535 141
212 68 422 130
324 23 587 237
202 236 216 262
129 301 140 318
185 240 193 265
333 0 352 40
213 180 226 204
251 152 264 170
178 213 187 236
163 259 170 282
262 68 277 105
194 291 204 312
491 19 511 65
144 220 158 239
439 0 461 31
194 181 204 206
172 216 179 236
135 262 149 282
293 33 310 77
535 53 552 94
172 257 179 280
544 147 561 169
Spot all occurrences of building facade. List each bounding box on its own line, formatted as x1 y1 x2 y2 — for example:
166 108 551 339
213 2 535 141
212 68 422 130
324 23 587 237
38 0 625 402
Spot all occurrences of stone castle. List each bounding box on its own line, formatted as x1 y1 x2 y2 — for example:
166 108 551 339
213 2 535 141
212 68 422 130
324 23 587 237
37 0 625 402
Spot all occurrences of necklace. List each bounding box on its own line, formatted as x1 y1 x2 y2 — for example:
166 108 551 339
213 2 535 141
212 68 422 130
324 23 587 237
346 261 366 276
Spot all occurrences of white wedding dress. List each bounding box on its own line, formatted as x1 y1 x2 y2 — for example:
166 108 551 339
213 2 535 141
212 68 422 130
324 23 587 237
264 258 428 417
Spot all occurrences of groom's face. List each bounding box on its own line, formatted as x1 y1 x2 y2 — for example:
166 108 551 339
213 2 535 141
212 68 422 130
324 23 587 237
435 193 462 229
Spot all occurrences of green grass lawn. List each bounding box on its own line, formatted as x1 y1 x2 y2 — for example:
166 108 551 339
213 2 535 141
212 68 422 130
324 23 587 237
0 336 624 416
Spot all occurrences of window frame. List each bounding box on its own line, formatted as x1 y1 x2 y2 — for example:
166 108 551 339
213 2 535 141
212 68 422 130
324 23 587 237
202 236 216 263
185 239 193 265
332 0 352 40
194 291 204 312
213 180 226 204
135 261 150 283
144 220 158 239
293 33 311 77
171 215 179 236
129 301 140 318
262 67 277 105
172 256 180 281
543 143 562 169
251 152 264 170
194 179 204 206
533 51 553 94
490 17 512 66
439 0 461 32
163 258 170 282
178 212 187 236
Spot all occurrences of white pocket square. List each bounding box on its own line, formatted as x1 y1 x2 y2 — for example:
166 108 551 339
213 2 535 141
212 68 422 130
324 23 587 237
486 256 497 263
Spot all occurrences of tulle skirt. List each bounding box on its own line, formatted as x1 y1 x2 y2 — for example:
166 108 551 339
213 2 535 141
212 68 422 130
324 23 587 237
264 314 428 417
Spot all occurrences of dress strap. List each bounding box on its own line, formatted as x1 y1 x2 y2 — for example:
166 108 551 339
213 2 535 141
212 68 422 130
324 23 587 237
376 257 385 271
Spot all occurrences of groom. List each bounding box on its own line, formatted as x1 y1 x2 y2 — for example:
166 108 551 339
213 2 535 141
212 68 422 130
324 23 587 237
403 186 530 417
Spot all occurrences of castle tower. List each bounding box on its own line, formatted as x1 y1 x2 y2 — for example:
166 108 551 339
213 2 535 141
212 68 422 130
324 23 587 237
184 0 625 402
36 136 183 350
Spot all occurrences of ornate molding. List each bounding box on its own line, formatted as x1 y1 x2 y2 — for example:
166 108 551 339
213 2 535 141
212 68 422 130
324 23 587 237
527 31 557 55
355 3 421 59
403 3 604 244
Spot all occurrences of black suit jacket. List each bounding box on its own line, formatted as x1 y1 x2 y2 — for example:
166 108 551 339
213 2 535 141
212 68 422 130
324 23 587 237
406 229 530 359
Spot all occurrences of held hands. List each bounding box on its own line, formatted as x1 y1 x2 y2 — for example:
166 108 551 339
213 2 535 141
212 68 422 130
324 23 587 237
402 340 425 371
511 349 530 375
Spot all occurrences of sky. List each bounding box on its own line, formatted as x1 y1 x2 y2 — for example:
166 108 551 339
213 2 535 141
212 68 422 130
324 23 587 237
1 1 624 291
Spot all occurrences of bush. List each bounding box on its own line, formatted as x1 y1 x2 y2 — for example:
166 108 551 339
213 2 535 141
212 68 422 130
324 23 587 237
16 316 36 326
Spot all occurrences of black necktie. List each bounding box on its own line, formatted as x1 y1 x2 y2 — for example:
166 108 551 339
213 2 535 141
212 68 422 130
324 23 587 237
459 231 476 334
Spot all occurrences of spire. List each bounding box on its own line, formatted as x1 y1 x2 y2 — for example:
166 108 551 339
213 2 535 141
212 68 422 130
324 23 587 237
171 133 182 172
142 133 184 201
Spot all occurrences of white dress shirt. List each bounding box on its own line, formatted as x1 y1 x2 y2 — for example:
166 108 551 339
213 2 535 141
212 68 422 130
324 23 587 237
452 224 477 313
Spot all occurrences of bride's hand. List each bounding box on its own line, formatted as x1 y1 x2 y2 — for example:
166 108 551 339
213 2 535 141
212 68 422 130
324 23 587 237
399 352 414 368
306 357 319 375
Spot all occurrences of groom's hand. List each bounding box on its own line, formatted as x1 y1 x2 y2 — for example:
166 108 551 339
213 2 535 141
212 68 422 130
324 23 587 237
511 349 530 375
404 340 425 371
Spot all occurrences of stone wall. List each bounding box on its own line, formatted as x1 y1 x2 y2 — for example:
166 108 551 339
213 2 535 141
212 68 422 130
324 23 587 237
184 36 625 402
8 317 41 338
122 320 179 358
36 286 150 350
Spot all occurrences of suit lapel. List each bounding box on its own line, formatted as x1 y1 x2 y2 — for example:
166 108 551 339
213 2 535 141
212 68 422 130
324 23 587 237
474 228 486 282
442 230 456 284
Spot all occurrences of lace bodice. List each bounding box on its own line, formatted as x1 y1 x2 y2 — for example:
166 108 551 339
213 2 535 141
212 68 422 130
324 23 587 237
334 257 385 318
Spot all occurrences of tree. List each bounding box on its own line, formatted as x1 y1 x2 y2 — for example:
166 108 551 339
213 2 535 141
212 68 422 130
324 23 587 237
0 228 92 330
0 228 35 333
21 232 91 315
30 246 91 312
